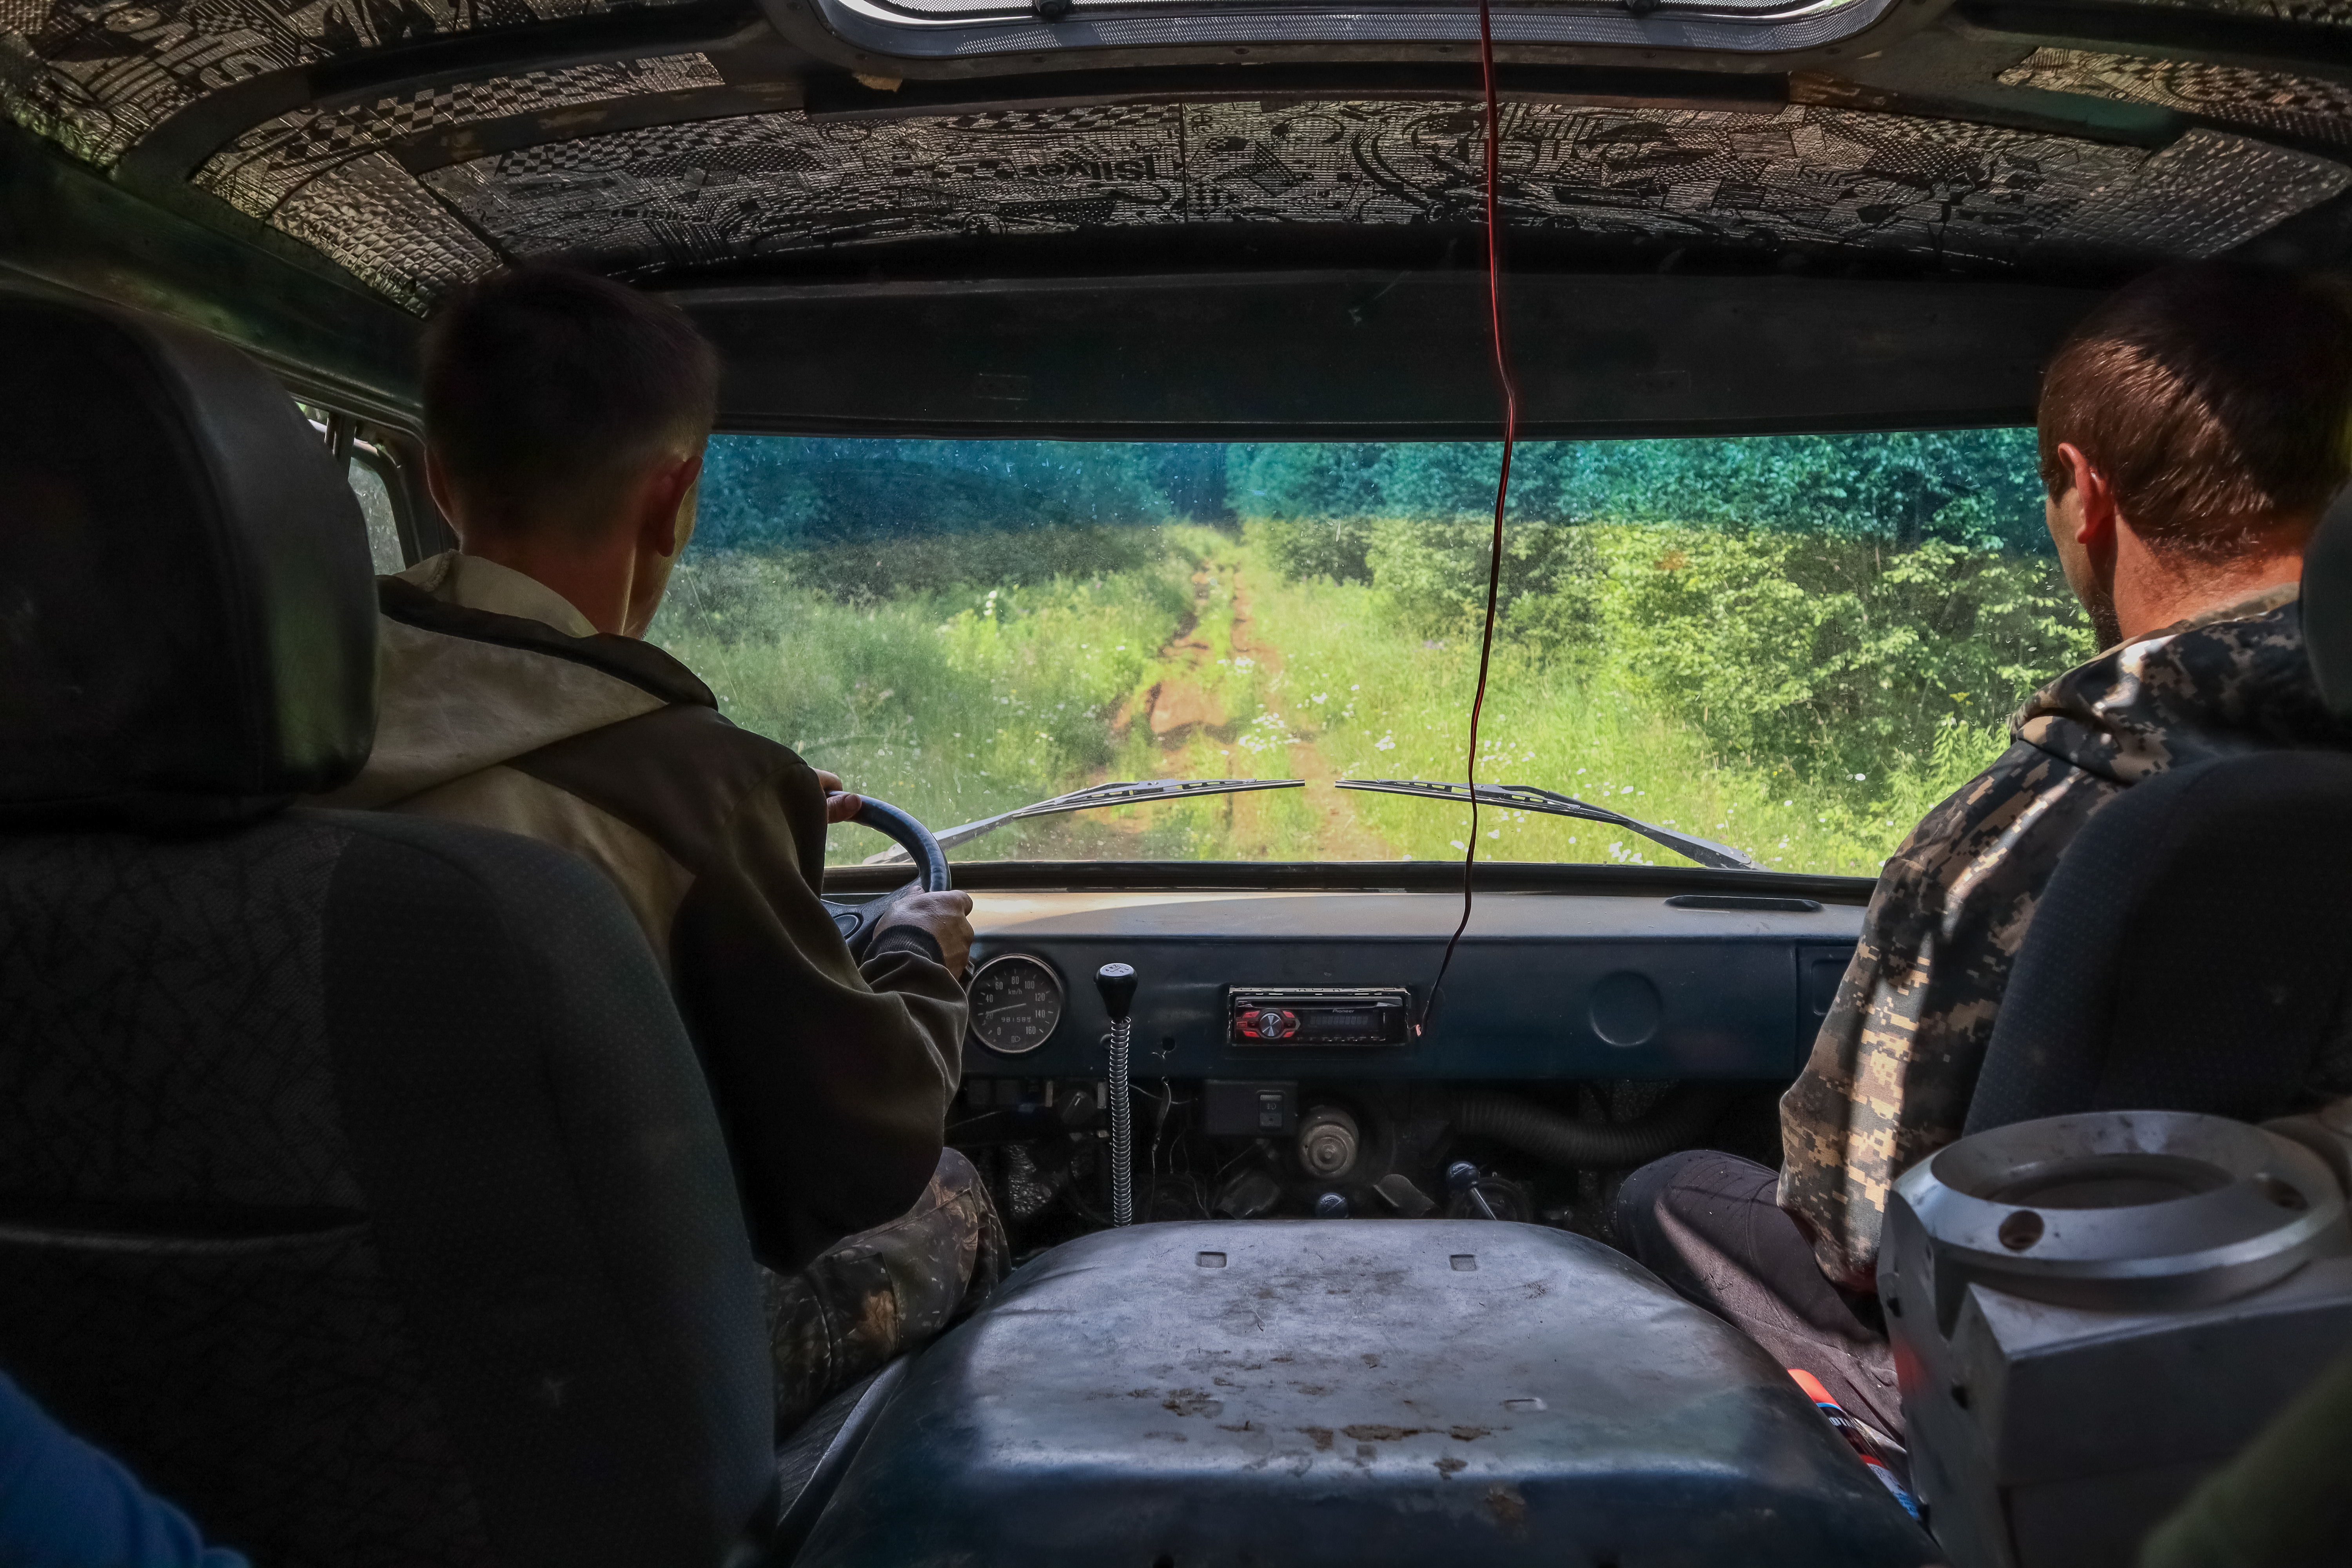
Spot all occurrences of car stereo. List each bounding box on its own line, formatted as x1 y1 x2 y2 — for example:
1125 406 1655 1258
1228 987 1411 1047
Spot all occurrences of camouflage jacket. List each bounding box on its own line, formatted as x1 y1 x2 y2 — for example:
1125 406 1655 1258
1779 583 2352 1291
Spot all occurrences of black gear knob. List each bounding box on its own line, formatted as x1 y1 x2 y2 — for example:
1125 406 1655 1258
1095 962 1138 1024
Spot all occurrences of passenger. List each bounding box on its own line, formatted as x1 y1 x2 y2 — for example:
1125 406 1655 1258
1616 263 2352 1440
321 264 1000 1429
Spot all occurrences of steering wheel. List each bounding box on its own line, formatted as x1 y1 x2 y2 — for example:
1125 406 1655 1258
820 797 952 955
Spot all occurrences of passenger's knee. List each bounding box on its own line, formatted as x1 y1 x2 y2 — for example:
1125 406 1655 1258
1616 1150 1779 1263
1618 1149 1732 1235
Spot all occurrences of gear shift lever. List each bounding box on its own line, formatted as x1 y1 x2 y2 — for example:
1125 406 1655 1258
1096 963 1137 1226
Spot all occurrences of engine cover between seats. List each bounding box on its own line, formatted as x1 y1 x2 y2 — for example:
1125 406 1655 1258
796 1220 1931 1566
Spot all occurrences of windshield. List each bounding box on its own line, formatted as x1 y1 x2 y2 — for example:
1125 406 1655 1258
650 432 2092 875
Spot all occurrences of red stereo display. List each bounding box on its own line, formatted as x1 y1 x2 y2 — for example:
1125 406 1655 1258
1226 988 1411 1047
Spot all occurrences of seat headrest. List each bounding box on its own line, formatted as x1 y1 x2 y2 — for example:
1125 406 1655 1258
0 296 377 827
2315 485 2352 722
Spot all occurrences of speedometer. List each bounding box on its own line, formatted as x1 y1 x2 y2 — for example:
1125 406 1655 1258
967 954 1065 1056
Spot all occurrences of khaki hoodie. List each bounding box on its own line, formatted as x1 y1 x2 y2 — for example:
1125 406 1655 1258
321 552 965 1272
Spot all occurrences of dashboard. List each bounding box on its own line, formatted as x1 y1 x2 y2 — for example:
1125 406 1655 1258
956 886 1864 1084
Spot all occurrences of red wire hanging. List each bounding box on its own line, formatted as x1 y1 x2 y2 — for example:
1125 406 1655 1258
1420 0 1519 1035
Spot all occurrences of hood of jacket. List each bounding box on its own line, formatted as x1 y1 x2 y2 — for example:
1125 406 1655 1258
319 552 715 810
2013 583 2352 786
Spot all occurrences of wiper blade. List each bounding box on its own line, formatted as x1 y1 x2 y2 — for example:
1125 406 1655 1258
1333 779 1762 871
863 777 1305 864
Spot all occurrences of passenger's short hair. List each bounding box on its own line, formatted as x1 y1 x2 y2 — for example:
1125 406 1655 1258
2038 264 2352 559
423 265 719 536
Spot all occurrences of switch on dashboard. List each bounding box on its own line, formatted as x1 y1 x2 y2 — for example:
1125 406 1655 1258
1205 1080 1296 1136
1802 947 1855 1017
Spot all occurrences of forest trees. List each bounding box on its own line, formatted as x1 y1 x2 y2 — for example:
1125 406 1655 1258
1234 429 2090 779
688 428 2091 782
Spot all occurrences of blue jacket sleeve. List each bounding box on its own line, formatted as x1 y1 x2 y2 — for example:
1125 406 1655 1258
0 1372 249 1568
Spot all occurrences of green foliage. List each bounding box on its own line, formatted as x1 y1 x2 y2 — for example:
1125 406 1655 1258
1252 556 2018 875
1565 428 2050 551
1240 427 2087 779
1233 428 2050 550
695 438 1236 599
660 431 2093 872
1358 517 1597 651
1583 527 2091 774
649 548 1192 850
1261 516 2088 780
1251 511 1377 584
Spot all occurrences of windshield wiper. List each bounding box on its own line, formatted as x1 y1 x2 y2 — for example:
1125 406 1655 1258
1333 779 1762 871
863 777 1305 863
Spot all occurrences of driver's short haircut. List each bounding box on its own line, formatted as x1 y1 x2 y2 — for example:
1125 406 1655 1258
2038 264 2352 559
424 265 719 538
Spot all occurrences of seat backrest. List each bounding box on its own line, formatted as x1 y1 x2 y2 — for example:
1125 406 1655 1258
1967 492 2352 1134
0 294 775 1568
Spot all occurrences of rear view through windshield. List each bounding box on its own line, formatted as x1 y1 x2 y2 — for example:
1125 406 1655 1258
650 433 2093 875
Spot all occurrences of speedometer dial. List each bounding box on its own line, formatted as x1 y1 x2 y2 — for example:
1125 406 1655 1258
968 954 1065 1056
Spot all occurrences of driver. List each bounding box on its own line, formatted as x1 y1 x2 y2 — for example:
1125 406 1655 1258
320 263 998 1429
1615 263 2352 1440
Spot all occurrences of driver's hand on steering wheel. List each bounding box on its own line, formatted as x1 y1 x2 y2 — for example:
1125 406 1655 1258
877 891 975 978
816 769 863 825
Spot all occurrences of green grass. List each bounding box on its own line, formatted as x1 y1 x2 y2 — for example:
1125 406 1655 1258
1214 541 2009 874
651 528 2020 873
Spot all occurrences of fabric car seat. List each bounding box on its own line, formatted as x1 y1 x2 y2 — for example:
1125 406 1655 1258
0 294 777 1567
1965 494 2352 1134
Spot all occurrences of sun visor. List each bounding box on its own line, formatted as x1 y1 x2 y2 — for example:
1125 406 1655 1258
769 0 1902 68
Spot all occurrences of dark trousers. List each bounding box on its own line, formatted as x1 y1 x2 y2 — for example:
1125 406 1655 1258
1614 1149 1904 1443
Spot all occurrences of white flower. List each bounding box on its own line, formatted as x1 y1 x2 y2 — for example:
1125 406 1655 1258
1854 773 1867 781
1237 711 1294 754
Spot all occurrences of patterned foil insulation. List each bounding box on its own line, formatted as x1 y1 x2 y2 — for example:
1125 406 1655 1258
273 151 499 307
2002 50 2352 147
198 52 726 214
2107 0 2352 21
403 104 2346 282
0 0 711 167
7 0 2352 311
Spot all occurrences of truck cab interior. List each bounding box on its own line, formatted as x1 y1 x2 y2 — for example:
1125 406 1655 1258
7 0 2352 1563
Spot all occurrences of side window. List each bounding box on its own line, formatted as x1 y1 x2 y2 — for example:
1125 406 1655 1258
346 446 406 574
296 400 418 573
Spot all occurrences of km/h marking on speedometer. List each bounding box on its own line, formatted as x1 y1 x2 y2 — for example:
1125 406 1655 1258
968 954 1065 1056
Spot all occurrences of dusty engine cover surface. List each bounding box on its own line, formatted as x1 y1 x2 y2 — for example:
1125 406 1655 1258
797 1221 1933 1566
